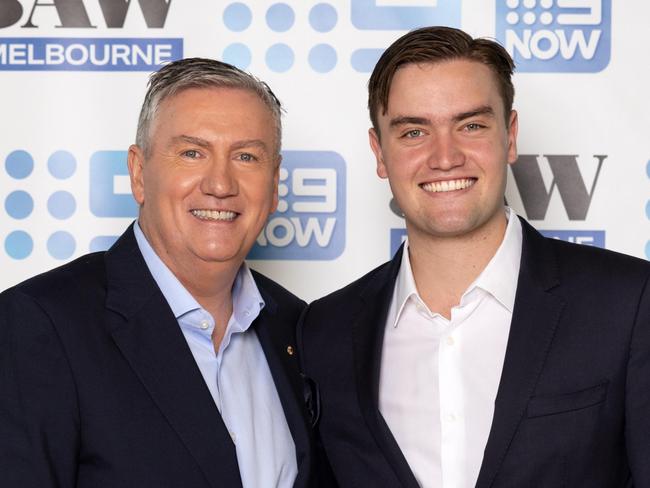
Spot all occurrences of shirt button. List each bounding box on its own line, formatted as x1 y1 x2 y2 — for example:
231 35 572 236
230 431 236 443
199 320 210 330
446 413 456 423
244 309 251 317
446 336 455 346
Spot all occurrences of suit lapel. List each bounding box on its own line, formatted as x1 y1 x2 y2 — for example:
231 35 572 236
475 219 566 488
353 246 421 488
103 226 242 488
253 289 312 488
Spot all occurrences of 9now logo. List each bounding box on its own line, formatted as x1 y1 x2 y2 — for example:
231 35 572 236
496 0 611 72
248 151 346 260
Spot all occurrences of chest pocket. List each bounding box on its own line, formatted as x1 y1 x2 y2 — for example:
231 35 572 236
526 381 608 418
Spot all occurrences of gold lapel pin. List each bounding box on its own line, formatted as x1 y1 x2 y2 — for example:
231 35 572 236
286 345 294 356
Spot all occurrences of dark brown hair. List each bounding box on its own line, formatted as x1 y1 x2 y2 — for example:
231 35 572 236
368 26 515 134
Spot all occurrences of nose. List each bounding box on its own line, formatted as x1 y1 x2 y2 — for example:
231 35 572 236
427 132 465 171
200 157 238 197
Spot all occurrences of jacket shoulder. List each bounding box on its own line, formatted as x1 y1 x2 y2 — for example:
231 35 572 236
548 237 650 281
310 258 395 310
3 252 107 306
250 269 307 312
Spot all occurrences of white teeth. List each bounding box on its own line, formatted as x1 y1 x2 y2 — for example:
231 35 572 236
191 209 237 221
421 178 475 193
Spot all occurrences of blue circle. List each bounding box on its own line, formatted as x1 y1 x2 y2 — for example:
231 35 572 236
223 43 252 70
266 3 294 32
47 231 76 260
47 191 76 220
5 150 34 179
5 230 33 259
47 151 76 179
646 160 650 179
309 44 338 73
265 43 294 72
309 3 337 32
223 2 252 31
646 241 650 260
5 190 34 219
646 200 650 220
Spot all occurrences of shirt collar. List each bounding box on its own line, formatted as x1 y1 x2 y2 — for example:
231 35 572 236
133 221 264 328
469 208 522 312
389 208 522 327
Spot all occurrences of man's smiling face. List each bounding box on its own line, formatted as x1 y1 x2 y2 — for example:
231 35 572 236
369 59 518 242
128 86 279 275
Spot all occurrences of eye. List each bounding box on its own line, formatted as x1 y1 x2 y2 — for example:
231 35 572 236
181 149 201 159
403 129 423 138
237 152 258 162
465 123 485 131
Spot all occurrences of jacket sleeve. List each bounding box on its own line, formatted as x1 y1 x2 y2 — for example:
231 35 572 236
626 272 650 485
0 288 80 488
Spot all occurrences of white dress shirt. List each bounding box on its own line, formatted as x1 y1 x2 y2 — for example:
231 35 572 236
379 209 523 488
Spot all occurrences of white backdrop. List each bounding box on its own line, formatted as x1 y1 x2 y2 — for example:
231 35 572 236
1 0 648 302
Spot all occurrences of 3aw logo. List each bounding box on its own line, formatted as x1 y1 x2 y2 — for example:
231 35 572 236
508 153 606 247
0 0 181 71
496 0 611 72
249 151 346 260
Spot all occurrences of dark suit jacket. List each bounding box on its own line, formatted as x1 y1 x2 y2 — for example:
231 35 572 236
299 218 650 487
0 225 320 488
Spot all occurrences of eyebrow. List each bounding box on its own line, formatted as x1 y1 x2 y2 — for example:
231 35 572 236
230 139 269 152
171 135 211 148
170 136 269 152
389 116 430 129
452 105 495 123
388 105 496 129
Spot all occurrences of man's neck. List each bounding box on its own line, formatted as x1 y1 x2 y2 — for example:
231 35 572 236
407 213 508 319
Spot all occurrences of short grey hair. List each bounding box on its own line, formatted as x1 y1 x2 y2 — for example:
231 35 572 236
135 57 283 157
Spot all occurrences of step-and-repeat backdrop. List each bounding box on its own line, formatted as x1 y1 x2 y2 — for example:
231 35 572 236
1 1 647 301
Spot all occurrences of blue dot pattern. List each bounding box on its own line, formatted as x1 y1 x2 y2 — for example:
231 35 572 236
5 231 33 259
309 3 337 32
223 2 252 31
266 43 294 72
48 150 76 179
266 3 295 32
223 43 252 70
47 191 76 220
5 190 34 219
309 44 337 73
47 231 76 260
5 150 34 179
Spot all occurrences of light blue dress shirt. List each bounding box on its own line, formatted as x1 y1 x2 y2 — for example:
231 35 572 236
134 222 297 488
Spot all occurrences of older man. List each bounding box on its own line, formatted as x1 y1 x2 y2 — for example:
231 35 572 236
299 27 650 487
0 58 321 487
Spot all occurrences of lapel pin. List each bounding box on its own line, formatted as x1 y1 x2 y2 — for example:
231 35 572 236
286 345 294 356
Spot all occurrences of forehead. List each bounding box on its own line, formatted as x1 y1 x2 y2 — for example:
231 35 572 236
156 86 271 120
149 86 277 142
385 59 504 117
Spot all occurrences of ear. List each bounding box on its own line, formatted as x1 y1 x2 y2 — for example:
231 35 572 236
506 110 519 165
270 153 281 213
127 144 146 205
369 128 388 179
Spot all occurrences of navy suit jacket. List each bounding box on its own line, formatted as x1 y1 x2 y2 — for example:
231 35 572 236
299 218 650 487
0 226 320 488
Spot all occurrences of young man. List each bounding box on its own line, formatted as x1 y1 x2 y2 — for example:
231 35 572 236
299 27 650 487
0 58 324 487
